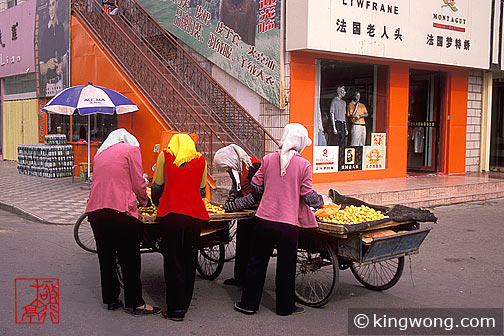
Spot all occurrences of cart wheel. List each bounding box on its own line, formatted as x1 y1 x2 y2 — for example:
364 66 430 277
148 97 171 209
295 239 338 308
350 257 405 291
224 220 237 261
196 244 225 280
74 213 97 253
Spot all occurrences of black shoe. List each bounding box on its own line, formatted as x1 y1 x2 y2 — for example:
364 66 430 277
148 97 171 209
107 300 123 311
292 306 305 315
234 302 256 315
132 305 162 316
162 310 185 321
223 278 242 287
277 306 305 316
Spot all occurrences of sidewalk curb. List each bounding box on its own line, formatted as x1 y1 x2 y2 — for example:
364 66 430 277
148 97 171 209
0 202 73 225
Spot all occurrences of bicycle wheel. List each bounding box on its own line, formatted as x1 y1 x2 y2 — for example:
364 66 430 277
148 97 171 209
74 213 97 253
196 244 225 280
350 257 404 291
224 220 237 261
295 239 338 308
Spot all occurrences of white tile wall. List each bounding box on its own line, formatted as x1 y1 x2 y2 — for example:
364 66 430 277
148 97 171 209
466 70 483 172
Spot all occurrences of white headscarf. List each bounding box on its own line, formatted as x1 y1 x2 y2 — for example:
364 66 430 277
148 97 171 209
96 128 140 155
279 123 312 176
213 144 252 191
213 144 252 172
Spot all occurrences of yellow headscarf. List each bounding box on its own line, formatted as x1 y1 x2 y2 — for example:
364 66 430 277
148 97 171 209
166 134 202 167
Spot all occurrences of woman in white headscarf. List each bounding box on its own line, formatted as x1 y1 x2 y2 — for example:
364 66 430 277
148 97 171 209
213 144 261 287
234 123 323 316
86 128 160 316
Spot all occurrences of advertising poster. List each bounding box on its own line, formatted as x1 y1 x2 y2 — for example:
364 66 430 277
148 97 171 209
313 146 339 173
35 0 70 97
362 145 386 170
137 0 282 108
338 146 363 171
371 133 387 148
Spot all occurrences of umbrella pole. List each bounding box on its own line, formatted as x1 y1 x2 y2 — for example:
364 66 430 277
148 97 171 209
87 114 91 184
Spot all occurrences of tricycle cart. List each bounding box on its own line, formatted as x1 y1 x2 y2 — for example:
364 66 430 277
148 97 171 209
294 190 435 307
73 210 255 280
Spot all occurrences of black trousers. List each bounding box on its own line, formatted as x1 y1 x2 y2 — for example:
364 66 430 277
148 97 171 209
158 213 204 314
88 209 145 308
233 218 256 283
240 217 299 316
328 121 346 148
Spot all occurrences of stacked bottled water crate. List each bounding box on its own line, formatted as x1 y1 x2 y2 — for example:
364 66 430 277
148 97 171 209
17 135 74 178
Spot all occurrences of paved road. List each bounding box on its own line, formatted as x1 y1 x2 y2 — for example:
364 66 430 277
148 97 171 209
0 199 503 336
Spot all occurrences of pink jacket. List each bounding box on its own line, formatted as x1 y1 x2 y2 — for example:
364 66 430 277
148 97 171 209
252 152 318 228
85 143 148 219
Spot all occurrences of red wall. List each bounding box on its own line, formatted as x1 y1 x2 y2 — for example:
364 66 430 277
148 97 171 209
70 15 170 176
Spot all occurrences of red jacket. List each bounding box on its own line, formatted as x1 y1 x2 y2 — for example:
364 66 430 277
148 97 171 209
156 151 209 220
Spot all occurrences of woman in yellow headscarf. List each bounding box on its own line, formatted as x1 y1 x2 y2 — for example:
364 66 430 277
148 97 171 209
151 134 209 321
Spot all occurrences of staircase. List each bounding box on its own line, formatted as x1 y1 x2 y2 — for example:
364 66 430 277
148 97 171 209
71 0 278 170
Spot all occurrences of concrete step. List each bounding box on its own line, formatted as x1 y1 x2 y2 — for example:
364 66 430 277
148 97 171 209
343 180 504 208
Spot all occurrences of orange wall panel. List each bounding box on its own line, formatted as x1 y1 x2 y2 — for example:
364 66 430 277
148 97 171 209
445 69 468 174
71 16 170 177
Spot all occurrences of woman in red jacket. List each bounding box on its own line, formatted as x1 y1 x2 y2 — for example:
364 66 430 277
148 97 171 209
151 134 209 321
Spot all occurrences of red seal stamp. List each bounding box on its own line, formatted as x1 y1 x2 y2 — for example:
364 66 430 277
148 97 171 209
15 278 59 324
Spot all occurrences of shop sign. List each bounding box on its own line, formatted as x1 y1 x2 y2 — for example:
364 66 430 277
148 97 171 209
371 133 386 147
338 146 363 171
409 121 438 127
363 145 386 170
286 0 491 69
137 0 283 108
313 146 339 173
0 0 36 78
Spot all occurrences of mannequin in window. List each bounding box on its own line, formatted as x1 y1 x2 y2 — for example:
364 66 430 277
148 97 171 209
347 92 368 146
328 86 347 148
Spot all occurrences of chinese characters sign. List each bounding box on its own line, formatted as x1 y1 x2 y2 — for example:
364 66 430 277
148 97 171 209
15 278 59 324
0 0 36 77
313 146 339 173
287 0 490 69
363 145 386 170
138 0 282 108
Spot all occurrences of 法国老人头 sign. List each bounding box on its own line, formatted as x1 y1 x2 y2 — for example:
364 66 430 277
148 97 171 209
0 0 36 78
286 0 491 69
137 0 283 108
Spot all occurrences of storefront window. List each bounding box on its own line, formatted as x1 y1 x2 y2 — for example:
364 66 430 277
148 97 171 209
313 60 388 173
71 112 117 143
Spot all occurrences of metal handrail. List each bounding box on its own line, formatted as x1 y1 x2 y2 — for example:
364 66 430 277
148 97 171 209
72 0 227 169
116 0 279 156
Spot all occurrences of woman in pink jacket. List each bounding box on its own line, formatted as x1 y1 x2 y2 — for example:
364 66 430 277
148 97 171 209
85 129 160 316
234 123 323 316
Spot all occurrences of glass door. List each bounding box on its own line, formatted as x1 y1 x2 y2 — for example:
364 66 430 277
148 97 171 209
407 70 444 173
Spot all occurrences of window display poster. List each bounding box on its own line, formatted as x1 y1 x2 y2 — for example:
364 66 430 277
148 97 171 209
35 0 70 97
137 0 282 108
371 133 386 147
338 146 363 171
313 146 339 173
363 146 386 170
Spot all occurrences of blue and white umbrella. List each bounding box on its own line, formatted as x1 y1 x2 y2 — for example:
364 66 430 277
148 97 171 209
42 84 139 181
42 83 138 115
